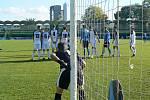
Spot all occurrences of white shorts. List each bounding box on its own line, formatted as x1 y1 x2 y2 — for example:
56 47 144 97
90 39 96 48
113 41 119 46
51 41 58 49
61 39 68 44
130 42 135 47
34 43 41 50
42 42 49 49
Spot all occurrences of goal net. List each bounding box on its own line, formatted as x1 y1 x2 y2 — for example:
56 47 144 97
50 0 150 99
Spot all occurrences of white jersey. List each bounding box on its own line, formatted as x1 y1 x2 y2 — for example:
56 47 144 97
61 31 69 44
33 31 41 44
130 31 136 46
113 31 119 46
51 29 58 42
90 30 96 43
89 30 97 47
42 32 49 43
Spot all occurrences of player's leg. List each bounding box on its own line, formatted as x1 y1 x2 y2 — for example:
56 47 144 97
117 46 120 57
37 49 41 60
91 46 94 58
42 49 45 60
78 73 85 100
42 43 45 60
133 46 136 56
101 45 105 57
54 87 64 100
107 43 111 56
83 41 86 58
47 49 51 59
78 88 85 100
56 41 58 51
130 45 135 57
52 42 55 53
32 43 37 60
55 68 70 100
101 41 107 57
91 40 96 58
32 50 36 60
45 42 51 59
86 41 90 58
112 46 115 57
38 43 41 60
94 47 96 56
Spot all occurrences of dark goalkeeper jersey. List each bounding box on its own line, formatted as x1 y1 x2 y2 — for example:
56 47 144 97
56 51 70 69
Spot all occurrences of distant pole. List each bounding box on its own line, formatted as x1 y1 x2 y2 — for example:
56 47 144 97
70 0 77 100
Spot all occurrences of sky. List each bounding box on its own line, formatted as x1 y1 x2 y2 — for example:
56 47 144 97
0 0 142 21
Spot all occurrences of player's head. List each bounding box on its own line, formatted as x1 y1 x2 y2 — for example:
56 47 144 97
131 27 135 30
53 25 56 29
57 42 65 52
130 25 135 30
44 27 49 32
82 24 86 28
104 26 108 33
37 25 41 30
89 26 94 31
89 26 91 29
114 25 117 29
63 26 67 30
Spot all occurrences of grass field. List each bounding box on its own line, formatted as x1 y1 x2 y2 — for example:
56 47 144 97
0 40 150 100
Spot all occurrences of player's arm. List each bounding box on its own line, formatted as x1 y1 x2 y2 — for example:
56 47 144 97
112 33 115 43
60 31 62 41
80 30 83 43
80 58 86 68
51 53 67 66
32 31 35 41
48 31 51 39
41 32 43 47
51 30 53 42
95 31 100 43
77 54 86 68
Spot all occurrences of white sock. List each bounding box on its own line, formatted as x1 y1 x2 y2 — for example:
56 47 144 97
48 50 51 59
92 48 94 56
43 50 45 58
32 52 34 60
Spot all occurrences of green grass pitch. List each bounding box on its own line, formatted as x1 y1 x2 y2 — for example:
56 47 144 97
0 40 149 100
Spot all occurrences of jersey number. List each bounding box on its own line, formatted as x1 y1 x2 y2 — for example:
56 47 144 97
44 34 47 38
63 34 67 38
35 34 40 38
53 32 55 36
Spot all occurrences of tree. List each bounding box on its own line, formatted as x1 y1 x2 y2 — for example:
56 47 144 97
114 4 142 20
4 20 12 24
82 6 107 21
12 20 20 24
25 18 36 25
143 0 150 8
143 0 150 22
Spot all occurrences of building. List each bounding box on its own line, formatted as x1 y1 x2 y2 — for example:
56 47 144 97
63 3 67 21
50 5 61 21
60 10 64 21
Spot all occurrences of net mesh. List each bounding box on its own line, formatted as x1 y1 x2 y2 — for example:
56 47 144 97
50 0 150 99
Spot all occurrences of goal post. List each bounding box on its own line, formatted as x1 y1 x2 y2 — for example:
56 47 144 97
70 0 77 100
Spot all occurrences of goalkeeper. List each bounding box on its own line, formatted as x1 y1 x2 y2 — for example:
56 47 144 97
51 42 86 100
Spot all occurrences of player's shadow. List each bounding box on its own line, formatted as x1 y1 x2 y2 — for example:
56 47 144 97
0 50 32 52
0 55 31 59
0 59 52 64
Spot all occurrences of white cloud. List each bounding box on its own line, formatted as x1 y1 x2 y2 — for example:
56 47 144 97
0 6 49 21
